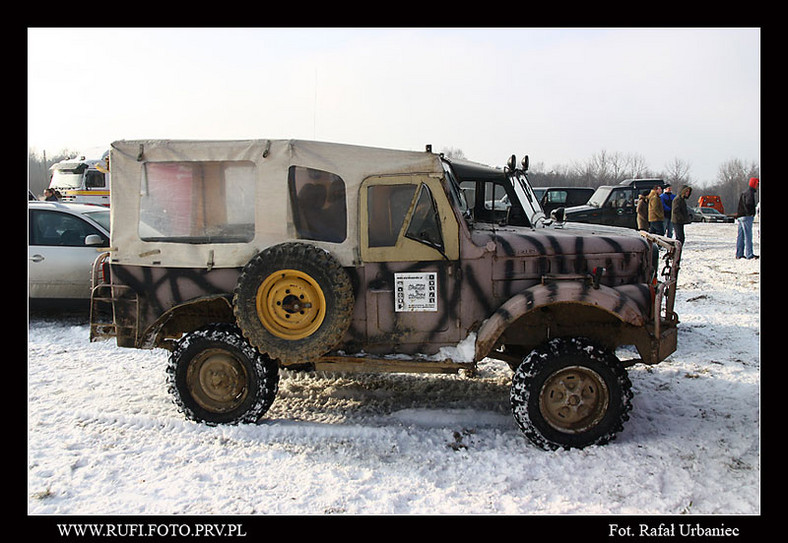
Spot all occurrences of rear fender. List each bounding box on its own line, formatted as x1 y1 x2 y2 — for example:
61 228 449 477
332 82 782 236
474 281 650 361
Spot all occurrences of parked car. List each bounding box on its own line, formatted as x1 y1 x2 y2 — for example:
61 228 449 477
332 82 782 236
29 201 110 300
695 207 733 223
532 187 594 215
563 185 639 228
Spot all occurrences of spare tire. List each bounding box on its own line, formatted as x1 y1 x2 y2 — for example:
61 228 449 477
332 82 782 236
233 243 354 364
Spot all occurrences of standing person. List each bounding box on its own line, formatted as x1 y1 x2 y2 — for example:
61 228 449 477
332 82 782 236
671 185 693 245
636 190 649 231
647 185 665 235
735 177 759 260
43 188 59 201
660 185 675 237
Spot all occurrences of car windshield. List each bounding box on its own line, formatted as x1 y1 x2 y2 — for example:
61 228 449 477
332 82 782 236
49 170 84 189
84 209 111 231
702 208 721 215
586 187 613 208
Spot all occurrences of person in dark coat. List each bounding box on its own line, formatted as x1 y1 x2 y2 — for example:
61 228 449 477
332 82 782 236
647 185 665 235
636 190 649 231
735 177 759 260
671 185 693 245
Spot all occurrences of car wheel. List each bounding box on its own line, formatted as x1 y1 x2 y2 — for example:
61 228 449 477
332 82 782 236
510 337 632 450
166 323 279 425
233 242 354 364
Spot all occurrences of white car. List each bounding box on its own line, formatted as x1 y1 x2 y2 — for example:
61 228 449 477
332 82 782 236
29 201 110 300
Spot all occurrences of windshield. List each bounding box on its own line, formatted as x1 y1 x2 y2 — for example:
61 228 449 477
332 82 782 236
49 171 84 189
84 210 111 232
586 187 613 208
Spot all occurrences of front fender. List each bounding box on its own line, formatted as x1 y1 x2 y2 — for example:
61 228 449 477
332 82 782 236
474 281 651 361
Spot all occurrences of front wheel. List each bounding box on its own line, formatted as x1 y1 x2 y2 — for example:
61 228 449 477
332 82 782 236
166 323 279 425
510 337 632 450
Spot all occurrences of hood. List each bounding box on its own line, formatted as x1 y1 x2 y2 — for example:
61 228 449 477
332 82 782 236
482 222 652 286
563 203 597 217
489 221 649 257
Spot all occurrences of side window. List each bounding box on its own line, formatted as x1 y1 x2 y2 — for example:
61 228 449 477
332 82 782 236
29 210 108 247
405 184 444 251
85 170 106 188
609 188 634 208
140 161 255 243
367 184 416 247
546 190 568 204
289 166 347 243
362 176 459 262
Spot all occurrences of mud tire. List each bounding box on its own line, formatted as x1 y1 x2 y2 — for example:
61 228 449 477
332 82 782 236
166 323 279 425
233 242 354 364
510 337 632 450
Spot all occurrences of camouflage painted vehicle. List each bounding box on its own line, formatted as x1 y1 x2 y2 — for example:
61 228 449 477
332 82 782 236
90 139 682 450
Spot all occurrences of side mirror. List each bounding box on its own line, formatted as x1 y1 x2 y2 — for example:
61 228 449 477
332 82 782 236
551 207 566 223
85 234 105 247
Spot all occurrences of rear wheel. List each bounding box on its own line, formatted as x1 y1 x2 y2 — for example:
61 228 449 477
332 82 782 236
510 337 632 450
166 323 279 425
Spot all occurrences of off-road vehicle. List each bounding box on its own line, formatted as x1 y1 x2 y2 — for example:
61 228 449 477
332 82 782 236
90 139 681 450
563 179 667 230
532 186 594 216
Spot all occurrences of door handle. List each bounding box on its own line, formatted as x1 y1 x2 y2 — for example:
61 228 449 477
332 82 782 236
30 254 44 262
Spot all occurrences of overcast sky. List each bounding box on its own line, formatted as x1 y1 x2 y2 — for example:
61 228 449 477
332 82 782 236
28 27 760 184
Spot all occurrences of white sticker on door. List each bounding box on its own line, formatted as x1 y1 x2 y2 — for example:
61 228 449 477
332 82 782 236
394 272 437 312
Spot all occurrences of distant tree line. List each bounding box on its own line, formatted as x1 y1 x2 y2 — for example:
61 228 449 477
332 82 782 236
31 147 758 216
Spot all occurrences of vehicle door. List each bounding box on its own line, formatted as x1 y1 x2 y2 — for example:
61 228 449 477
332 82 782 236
605 187 636 228
28 208 109 298
359 174 462 352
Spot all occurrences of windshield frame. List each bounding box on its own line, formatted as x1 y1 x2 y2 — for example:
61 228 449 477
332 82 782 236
508 169 545 225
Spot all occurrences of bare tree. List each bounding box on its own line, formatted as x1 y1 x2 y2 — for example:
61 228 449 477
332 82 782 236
664 158 692 187
440 147 466 161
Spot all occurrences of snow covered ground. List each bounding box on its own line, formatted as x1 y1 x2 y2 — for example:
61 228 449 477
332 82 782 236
27 222 760 519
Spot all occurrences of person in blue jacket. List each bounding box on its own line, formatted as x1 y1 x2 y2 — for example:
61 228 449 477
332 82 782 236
660 185 675 238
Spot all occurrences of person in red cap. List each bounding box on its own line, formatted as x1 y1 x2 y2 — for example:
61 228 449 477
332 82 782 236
735 177 759 259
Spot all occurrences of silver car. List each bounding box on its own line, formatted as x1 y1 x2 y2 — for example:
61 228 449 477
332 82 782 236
29 201 110 300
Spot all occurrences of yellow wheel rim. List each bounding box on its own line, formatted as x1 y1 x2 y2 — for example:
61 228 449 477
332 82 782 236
256 269 326 340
